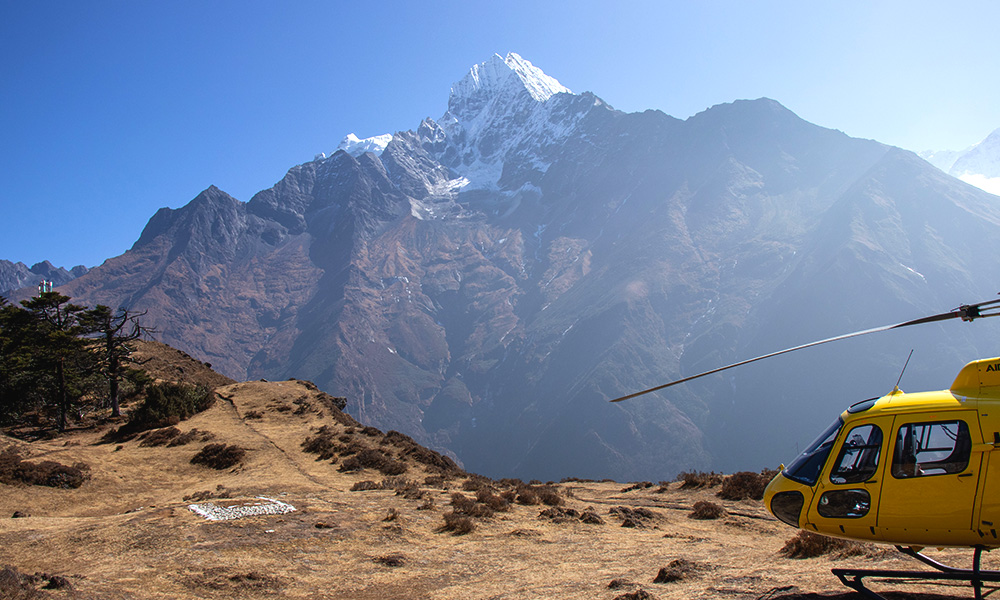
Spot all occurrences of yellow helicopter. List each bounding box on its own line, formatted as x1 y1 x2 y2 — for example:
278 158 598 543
612 297 1000 600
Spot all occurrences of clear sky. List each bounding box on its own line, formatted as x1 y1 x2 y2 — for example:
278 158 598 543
2 1 998 270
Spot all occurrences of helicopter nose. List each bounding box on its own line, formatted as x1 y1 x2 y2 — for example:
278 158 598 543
764 471 809 528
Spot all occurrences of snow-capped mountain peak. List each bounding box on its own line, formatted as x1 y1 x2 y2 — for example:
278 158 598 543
447 53 571 120
336 133 393 157
427 53 593 192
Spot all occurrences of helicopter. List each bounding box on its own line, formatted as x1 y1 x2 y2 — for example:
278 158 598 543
611 296 1000 600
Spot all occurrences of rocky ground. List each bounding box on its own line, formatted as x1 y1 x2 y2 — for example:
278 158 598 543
0 345 995 599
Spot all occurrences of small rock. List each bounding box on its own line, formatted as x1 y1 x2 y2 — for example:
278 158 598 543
11 511 29 518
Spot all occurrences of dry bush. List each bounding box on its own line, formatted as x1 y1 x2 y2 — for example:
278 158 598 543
620 481 653 493
677 471 724 489
424 475 446 488
475 488 510 512
243 410 263 420
350 480 383 492
610 506 659 528
652 558 700 583
718 469 777 501
373 553 405 567
515 487 540 505
779 530 870 559
383 508 400 522
338 448 407 476
462 474 494 492
381 431 463 476
0 565 46 599
100 383 214 444
301 426 338 460
612 589 657 600
360 426 382 437
450 493 493 518
440 512 475 535
138 426 181 447
688 500 726 520
167 428 213 447
190 444 245 470
539 507 580 523
0 448 90 489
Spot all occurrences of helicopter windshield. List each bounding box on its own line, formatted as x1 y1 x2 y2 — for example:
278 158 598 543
784 419 843 486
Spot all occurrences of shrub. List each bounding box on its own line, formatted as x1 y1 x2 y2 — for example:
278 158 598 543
302 426 338 460
440 512 475 535
190 444 245 470
350 480 383 491
167 428 213 447
688 501 726 520
779 530 869 559
475 488 510 512
424 475 446 488
462 474 493 492
138 426 181 447
338 448 407 476
652 558 699 583
621 481 653 493
0 448 89 489
718 470 777 501
373 553 405 567
130 383 214 429
677 471 724 489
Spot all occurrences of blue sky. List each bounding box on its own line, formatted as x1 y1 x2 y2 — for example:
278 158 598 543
2 1 998 270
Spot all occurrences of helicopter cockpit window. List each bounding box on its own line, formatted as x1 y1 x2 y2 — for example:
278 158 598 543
891 420 971 479
829 424 883 484
784 419 843 486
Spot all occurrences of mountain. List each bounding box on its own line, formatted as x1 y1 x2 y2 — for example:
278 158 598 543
0 260 88 298
920 128 1000 195
55 53 1000 481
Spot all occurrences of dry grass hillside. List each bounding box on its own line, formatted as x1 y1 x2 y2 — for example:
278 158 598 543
0 349 996 599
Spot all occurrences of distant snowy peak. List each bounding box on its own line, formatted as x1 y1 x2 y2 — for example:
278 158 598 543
336 133 393 158
921 127 1000 196
952 128 1000 177
447 53 571 120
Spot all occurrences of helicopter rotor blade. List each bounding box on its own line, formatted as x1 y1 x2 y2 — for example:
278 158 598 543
610 296 1000 403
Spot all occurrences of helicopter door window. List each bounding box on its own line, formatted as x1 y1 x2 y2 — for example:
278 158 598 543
890 420 971 479
829 424 883 484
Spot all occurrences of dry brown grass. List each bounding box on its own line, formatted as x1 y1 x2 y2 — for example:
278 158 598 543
0 377 976 600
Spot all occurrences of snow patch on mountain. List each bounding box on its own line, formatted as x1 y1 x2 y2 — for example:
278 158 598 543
336 133 393 157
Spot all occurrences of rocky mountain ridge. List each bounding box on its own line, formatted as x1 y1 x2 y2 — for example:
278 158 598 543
26 53 1000 481
0 260 88 297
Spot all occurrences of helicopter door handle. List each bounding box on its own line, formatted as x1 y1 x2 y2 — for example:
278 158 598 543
958 473 974 478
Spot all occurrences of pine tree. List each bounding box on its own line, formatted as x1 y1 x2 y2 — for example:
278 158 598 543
20 292 91 431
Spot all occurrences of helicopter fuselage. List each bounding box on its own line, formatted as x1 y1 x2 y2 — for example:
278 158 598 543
764 357 1000 548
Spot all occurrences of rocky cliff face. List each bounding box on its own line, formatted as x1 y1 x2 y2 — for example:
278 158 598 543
57 53 1000 480
0 260 88 298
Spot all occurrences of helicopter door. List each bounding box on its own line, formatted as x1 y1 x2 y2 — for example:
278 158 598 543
878 413 982 546
808 417 892 542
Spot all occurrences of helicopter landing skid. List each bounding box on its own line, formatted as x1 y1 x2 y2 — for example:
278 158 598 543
831 545 999 600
